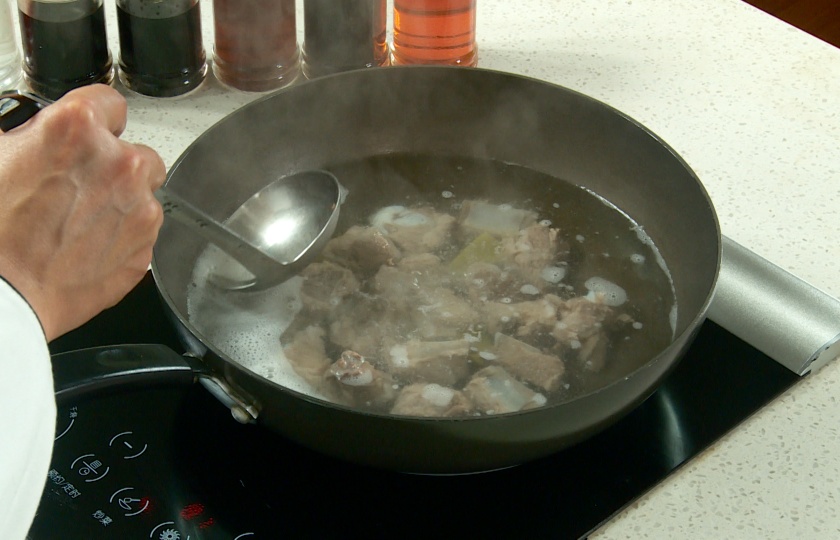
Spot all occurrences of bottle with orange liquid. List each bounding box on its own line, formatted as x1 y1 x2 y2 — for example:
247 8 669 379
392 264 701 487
392 0 477 67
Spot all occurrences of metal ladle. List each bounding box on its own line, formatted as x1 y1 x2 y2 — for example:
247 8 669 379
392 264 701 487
158 171 346 291
0 91 347 292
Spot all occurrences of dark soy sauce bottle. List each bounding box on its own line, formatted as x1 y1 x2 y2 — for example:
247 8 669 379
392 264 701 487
302 0 388 79
116 0 206 98
17 0 113 100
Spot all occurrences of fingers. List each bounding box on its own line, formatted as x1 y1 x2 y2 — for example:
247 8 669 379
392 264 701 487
59 84 129 136
131 143 167 191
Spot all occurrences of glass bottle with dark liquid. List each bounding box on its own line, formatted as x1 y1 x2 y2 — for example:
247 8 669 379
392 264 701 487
392 0 478 66
302 0 388 79
17 0 113 100
213 0 299 92
116 0 206 98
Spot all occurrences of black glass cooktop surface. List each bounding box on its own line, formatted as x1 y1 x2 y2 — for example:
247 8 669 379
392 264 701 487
30 273 800 539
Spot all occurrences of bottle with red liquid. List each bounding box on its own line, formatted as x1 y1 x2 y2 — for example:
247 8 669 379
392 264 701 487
392 0 477 67
213 0 299 92
302 0 388 79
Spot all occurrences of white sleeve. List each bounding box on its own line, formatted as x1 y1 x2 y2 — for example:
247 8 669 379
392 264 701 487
0 278 55 540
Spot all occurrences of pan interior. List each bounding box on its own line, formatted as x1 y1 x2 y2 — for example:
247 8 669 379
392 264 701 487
185 152 678 414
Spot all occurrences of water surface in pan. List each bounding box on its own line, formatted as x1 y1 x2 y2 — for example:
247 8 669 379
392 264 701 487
186 153 676 415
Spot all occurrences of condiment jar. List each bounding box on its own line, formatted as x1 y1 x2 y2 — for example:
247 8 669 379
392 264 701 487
302 0 388 79
213 0 300 92
116 0 206 98
17 0 113 99
392 0 478 67
0 0 21 90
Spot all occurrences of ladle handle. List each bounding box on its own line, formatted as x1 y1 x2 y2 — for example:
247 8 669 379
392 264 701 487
154 188 290 284
0 91 51 132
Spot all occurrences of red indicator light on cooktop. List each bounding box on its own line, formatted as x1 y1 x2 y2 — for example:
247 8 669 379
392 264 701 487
180 503 205 520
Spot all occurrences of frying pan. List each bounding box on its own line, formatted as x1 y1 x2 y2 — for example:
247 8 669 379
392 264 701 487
149 66 719 474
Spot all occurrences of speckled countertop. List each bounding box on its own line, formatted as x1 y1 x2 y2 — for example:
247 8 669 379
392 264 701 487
98 0 840 537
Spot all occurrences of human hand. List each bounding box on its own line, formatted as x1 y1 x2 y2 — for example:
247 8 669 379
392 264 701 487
0 84 166 340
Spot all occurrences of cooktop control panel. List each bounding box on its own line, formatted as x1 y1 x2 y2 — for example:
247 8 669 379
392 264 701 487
31 384 260 540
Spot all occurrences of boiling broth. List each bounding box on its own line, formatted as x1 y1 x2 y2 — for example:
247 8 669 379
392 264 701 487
187 154 676 414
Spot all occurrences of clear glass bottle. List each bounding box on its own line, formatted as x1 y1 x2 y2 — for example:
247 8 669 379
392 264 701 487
302 0 388 79
17 0 113 99
116 0 206 98
0 0 21 90
392 0 478 67
213 0 299 92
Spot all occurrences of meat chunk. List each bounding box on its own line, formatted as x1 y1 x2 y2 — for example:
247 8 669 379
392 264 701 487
387 339 471 387
372 206 456 254
413 287 479 340
372 265 422 313
390 383 472 417
577 332 608 372
322 351 398 410
464 366 547 415
482 294 565 336
493 333 565 392
282 325 332 395
552 296 634 372
551 296 614 343
299 261 360 313
397 252 442 272
328 293 396 360
498 224 562 288
322 225 401 276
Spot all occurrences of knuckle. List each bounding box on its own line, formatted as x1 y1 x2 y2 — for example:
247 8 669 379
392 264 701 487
50 98 100 134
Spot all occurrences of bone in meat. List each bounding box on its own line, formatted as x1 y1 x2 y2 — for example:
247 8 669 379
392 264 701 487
323 350 398 410
388 339 471 387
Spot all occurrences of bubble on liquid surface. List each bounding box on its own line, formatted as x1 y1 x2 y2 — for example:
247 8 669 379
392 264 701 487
541 266 566 283
584 276 628 307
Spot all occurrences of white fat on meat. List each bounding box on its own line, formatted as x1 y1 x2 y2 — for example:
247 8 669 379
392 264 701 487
464 366 547 415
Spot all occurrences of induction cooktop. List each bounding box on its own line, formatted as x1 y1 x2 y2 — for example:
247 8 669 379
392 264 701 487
29 272 800 539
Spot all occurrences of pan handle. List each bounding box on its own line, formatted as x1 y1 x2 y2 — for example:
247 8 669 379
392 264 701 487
51 344 202 402
51 344 260 424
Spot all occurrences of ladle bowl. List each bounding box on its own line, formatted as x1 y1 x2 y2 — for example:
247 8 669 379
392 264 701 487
157 170 346 291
